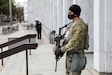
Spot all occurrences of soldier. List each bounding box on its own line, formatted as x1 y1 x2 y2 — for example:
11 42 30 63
35 20 42 39
55 4 88 75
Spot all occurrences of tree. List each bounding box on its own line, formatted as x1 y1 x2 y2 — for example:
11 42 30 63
0 0 18 16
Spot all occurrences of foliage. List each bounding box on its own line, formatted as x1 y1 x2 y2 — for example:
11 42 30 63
0 0 18 16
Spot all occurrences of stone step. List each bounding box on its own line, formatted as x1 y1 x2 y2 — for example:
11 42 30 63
0 52 25 75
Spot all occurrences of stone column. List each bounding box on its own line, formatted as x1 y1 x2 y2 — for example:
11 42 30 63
104 0 112 73
49 0 53 30
94 0 105 72
58 0 73 34
27 0 34 23
94 0 112 74
65 0 73 23
43 0 51 29
63 0 66 26
27 0 44 24
57 0 64 33
52 0 57 32
57 0 62 28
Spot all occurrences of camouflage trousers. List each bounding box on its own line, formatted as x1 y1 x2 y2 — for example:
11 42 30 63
66 53 81 75
66 71 81 75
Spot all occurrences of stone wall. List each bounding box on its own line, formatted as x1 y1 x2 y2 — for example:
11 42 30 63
27 0 44 24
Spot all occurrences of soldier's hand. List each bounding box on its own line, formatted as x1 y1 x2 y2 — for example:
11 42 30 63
55 49 64 57
60 35 64 39
62 39 68 46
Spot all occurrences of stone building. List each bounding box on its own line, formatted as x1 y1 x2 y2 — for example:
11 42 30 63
27 0 112 74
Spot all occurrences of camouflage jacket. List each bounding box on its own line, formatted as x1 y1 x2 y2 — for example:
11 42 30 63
61 18 88 54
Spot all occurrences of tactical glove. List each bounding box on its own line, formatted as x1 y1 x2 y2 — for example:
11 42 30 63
55 49 64 57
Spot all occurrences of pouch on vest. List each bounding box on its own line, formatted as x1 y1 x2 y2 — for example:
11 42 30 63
84 24 89 50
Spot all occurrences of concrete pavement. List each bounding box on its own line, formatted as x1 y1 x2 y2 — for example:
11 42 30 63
0 23 98 75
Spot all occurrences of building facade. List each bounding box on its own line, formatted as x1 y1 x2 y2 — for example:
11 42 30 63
27 0 112 74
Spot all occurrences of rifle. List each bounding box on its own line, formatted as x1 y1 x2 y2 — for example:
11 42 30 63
54 22 72 72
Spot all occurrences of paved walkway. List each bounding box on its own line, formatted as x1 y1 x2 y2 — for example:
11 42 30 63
0 23 98 75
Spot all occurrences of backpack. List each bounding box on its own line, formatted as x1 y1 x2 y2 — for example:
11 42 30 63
84 24 89 50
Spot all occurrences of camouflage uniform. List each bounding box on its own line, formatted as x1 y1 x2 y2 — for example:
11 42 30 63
61 18 88 75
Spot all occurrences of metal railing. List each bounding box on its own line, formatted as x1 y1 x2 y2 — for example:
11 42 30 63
0 43 37 59
0 34 37 75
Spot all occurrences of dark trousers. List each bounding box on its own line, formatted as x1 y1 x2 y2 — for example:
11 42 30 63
37 29 41 39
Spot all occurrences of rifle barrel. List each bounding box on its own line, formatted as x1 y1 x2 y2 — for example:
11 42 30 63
55 59 58 72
